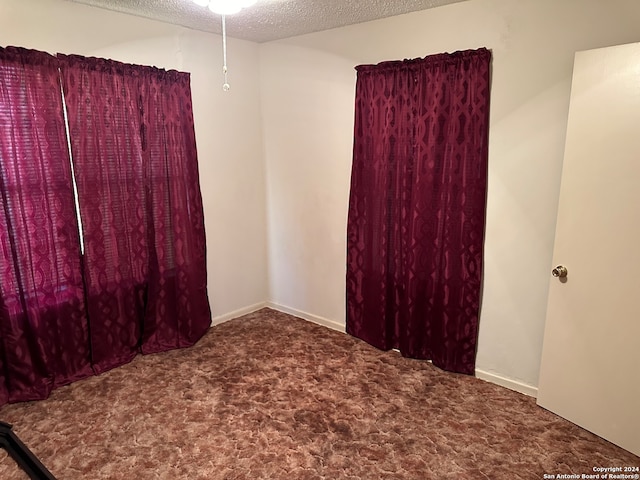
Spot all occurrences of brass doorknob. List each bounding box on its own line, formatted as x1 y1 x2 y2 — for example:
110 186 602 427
552 265 568 278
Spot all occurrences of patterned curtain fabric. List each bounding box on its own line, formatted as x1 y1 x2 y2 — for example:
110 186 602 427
136 68 211 354
58 55 211 374
0 47 92 404
346 48 492 375
0 47 210 408
57 56 149 373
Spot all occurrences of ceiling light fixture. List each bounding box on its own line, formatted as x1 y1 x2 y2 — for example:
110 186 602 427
191 0 258 90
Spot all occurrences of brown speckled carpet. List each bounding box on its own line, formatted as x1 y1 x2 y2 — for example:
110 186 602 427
0 308 638 479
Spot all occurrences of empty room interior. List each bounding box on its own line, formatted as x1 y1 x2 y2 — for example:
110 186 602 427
1 0 639 478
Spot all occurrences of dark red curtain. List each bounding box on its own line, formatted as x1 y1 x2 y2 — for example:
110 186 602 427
346 48 491 375
0 47 92 403
137 64 211 355
58 55 211 374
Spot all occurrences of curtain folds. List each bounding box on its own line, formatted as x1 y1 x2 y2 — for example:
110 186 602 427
58 55 211 374
0 47 92 404
58 55 149 373
346 48 492 375
0 47 210 407
137 68 210 354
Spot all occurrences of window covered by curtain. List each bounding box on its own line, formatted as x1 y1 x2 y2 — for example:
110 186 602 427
0 47 92 404
0 47 210 408
346 48 492 375
136 65 210 355
58 55 211 374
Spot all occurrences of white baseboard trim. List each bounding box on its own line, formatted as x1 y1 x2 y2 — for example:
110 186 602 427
475 369 538 398
210 302 268 327
266 302 346 333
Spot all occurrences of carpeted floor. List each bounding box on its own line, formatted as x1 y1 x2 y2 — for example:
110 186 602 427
0 308 638 479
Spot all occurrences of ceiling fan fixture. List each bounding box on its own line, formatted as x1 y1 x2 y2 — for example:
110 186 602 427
191 0 258 89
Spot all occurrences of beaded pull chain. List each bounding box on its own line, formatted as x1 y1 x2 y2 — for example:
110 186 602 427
222 14 230 91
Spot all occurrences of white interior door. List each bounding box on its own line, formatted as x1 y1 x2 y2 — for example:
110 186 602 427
537 42 640 457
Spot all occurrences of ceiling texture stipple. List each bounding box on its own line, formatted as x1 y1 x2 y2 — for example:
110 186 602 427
66 0 468 43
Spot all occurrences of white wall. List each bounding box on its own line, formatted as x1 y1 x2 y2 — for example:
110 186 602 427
0 0 269 320
259 0 640 391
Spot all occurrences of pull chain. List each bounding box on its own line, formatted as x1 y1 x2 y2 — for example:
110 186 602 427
222 14 230 91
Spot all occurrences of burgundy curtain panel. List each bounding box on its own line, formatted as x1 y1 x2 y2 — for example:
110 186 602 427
0 47 92 404
346 48 492 375
57 55 149 373
136 64 210 355
58 55 211 374
0 47 210 407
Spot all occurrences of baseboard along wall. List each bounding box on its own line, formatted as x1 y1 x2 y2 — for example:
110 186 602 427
211 302 269 327
265 302 346 333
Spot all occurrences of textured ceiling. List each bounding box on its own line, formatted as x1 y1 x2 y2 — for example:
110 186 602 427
67 0 467 43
